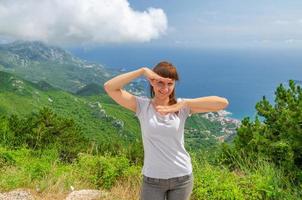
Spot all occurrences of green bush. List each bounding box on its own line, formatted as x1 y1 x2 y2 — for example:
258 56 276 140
0 107 89 163
221 80 302 180
191 151 301 200
76 153 130 189
0 151 16 167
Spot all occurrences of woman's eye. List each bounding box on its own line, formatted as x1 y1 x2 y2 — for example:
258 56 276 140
157 82 164 86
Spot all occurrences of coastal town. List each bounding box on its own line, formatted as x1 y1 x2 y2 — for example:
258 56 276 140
125 75 242 143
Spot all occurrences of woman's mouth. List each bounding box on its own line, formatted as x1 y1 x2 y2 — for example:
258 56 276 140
159 91 167 95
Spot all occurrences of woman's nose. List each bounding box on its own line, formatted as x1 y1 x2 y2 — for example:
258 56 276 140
161 87 169 93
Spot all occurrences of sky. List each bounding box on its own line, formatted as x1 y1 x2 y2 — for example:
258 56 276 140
0 0 302 49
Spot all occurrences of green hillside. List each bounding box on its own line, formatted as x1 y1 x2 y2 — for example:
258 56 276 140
0 70 143 160
0 69 235 154
0 78 300 199
0 40 239 148
0 41 119 93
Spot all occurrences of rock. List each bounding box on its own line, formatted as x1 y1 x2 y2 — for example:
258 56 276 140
0 189 34 200
65 189 108 200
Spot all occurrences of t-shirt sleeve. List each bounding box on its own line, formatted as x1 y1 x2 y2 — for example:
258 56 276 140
177 98 192 119
135 96 148 118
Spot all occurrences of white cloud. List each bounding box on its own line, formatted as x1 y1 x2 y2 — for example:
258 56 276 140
0 0 168 45
273 19 302 25
273 20 290 25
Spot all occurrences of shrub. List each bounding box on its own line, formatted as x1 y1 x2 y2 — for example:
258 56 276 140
221 80 302 181
76 153 130 189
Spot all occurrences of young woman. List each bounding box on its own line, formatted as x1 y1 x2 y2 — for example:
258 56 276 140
104 61 229 200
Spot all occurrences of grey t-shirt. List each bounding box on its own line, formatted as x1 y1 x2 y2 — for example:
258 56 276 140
135 96 192 179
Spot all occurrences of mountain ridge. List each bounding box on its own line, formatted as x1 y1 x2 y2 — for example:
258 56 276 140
0 40 119 93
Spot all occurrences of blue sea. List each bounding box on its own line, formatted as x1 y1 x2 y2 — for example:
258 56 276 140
70 46 302 120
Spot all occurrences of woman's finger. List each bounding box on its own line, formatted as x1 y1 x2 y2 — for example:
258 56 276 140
157 106 173 112
157 104 182 112
147 78 156 84
155 75 169 80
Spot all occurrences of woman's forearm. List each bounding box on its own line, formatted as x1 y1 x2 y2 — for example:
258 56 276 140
184 96 229 112
104 67 145 91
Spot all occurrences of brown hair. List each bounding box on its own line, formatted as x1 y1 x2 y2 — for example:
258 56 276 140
149 61 179 106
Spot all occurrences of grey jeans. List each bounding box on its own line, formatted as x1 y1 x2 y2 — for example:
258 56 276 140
140 173 194 200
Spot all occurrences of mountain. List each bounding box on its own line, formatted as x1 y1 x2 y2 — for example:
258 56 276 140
0 69 239 152
75 83 105 96
0 41 119 93
0 70 143 157
0 41 240 151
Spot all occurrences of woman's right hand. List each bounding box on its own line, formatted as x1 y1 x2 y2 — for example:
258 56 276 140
142 67 172 86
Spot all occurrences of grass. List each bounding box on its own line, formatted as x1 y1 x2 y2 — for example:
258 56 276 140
0 146 301 200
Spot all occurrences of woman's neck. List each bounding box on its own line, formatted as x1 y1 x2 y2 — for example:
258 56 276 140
152 97 170 106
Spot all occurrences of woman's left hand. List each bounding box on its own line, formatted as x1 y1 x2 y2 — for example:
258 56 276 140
155 101 186 115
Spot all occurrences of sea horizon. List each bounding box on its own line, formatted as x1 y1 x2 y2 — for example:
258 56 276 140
70 46 302 120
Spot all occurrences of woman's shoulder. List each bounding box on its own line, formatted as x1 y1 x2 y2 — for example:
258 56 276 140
135 95 151 105
177 97 192 117
135 96 151 116
177 97 186 102
136 95 150 100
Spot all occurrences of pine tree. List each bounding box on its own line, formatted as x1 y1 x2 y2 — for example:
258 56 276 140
222 80 302 180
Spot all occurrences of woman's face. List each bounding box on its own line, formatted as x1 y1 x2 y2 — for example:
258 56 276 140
152 79 175 99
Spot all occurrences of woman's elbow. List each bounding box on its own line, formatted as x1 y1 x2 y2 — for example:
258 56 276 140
213 96 229 110
103 82 120 95
220 97 229 110
103 82 110 93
